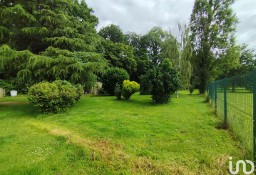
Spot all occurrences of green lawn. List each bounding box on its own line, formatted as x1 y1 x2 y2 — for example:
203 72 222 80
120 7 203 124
0 91 246 175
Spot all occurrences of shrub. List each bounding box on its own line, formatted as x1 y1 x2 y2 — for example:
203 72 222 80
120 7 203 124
150 59 179 104
114 84 122 100
0 79 13 95
139 74 152 95
101 67 129 95
122 80 140 100
28 80 83 113
189 84 195 94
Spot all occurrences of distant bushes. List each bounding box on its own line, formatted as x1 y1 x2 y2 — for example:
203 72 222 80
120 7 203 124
102 67 129 95
28 80 83 113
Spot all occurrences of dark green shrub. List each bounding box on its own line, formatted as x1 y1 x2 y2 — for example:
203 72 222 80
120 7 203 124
139 74 152 95
114 84 122 100
101 67 129 95
189 85 195 94
150 59 179 104
28 81 83 113
122 80 140 100
0 79 13 95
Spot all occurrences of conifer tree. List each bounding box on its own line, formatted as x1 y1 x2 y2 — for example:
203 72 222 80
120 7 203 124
0 0 106 90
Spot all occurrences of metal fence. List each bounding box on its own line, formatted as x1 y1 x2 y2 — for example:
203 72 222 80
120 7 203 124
208 70 256 159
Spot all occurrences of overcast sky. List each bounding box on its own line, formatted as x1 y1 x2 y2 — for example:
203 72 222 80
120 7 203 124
86 0 256 50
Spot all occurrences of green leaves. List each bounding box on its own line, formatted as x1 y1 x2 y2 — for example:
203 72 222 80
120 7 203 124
122 80 140 100
190 0 238 93
141 59 179 104
0 45 106 90
102 67 130 96
28 80 83 113
0 0 105 91
0 0 99 53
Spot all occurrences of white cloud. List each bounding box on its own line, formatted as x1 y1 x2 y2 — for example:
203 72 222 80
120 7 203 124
87 0 256 51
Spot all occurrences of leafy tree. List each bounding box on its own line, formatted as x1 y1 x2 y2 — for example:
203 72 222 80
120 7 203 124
150 59 179 103
0 45 107 92
0 0 99 53
0 0 105 90
99 24 125 43
219 44 256 78
99 39 137 76
190 0 238 94
125 32 150 82
141 27 168 64
216 44 240 78
178 24 193 89
160 33 180 65
141 59 179 103
239 44 256 72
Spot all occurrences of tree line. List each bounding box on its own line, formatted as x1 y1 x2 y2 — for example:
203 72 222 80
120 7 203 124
0 0 255 95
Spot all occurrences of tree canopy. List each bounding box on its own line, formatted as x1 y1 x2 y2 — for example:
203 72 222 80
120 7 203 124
0 0 106 91
190 0 239 93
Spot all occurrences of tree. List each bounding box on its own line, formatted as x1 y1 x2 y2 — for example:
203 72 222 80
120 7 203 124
141 27 168 64
239 44 256 72
0 0 99 53
125 32 150 82
150 59 179 104
99 24 125 43
0 0 106 91
190 0 238 94
178 24 193 89
219 44 256 78
99 39 137 76
0 45 107 92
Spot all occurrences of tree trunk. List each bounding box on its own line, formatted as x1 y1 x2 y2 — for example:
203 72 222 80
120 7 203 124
199 73 207 94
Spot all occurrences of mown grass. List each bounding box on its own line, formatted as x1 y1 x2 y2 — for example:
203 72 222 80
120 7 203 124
0 91 246 174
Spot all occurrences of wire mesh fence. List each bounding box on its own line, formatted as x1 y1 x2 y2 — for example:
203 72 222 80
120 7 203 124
208 70 256 159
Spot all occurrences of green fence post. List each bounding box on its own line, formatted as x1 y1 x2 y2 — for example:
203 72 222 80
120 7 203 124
214 82 217 113
224 80 227 125
253 79 256 160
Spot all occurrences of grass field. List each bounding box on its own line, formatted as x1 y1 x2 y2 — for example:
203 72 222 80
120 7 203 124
0 91 246 175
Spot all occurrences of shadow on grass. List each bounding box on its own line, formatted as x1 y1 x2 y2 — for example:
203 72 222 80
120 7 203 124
111 98 154 107
0 103 37 119
110 97 177 108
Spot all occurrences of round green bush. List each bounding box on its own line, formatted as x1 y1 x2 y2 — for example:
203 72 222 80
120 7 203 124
101 67 129 95
28 80 83 113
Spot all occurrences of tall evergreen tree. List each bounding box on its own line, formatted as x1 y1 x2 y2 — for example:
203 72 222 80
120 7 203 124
0 0 106 90
190 0 238 93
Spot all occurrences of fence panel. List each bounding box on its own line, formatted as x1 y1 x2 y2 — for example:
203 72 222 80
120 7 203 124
208 70 256 159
